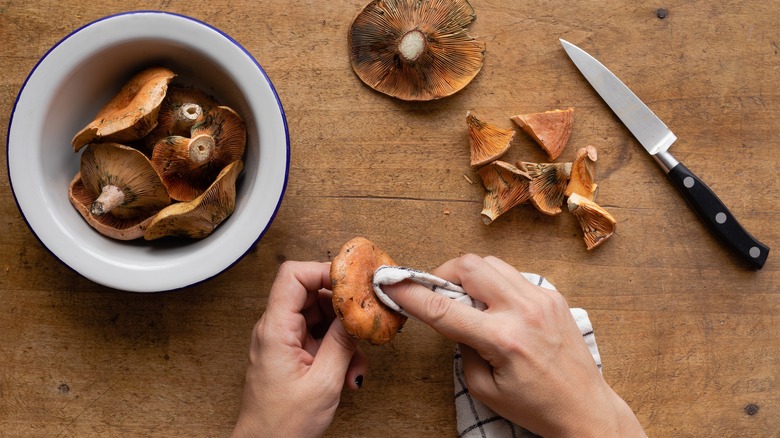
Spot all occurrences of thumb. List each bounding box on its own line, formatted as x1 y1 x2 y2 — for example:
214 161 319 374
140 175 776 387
309 318 359 387
383 281 491 348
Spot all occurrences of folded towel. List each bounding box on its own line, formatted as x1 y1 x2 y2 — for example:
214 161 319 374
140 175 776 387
373 266 602 438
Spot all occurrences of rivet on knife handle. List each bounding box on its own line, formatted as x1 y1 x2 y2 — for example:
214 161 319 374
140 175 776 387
663 153 769 269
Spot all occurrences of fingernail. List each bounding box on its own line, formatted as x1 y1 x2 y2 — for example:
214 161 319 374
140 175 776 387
355 375 364 388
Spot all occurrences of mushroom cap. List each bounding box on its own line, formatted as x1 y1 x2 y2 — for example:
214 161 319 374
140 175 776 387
567 192 617 250
151 105 246 201
79 142 171 220
565 145 599 200
348 0 486 101
518 161 572 216
330 236 407 345
138 86 219 155
143 160 244 240
477 160 532 224
68 172 157 240
72 66 176 152
511 107 574 160
467 112 515 167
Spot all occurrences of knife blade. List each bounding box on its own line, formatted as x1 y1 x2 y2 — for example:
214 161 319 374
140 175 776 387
560 38 769 269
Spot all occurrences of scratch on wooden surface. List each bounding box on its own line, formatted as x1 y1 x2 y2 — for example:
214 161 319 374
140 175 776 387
55 379 121 437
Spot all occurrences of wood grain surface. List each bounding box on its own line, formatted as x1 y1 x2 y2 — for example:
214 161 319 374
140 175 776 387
1 1 778 436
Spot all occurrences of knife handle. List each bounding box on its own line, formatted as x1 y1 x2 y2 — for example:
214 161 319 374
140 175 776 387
666 161 769 269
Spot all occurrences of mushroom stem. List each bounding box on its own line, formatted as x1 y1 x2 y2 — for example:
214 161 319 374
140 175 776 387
188 134 215 165
90 184 125 215
398 29 426 62
173 103 203 132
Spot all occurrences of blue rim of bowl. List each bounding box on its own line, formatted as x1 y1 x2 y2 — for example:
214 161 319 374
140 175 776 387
6 10 291 292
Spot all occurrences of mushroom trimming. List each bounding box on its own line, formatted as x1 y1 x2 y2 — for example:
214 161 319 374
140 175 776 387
467 112 515 167
477 160 532 224
567 192 617 250
518 161 572 216
511 107 574 160
348 0 486 101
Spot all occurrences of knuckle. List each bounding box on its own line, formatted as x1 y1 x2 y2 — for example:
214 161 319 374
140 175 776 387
457 253 485 273
423 293 453 324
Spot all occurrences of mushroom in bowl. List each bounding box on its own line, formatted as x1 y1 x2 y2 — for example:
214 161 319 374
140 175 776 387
7 11 289 292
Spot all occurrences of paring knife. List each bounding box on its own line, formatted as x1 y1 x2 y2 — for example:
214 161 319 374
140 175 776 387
560 39 769 269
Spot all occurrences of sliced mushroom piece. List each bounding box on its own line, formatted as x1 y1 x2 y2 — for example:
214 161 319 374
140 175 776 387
151 105 246 201
511 107 574 160
567 192 617 250
467 112 515 167
72 66 176 152
138 86 219 155
144 160 244 240
68 173 157 240
518 161 572 216
477 160 532 224
348 0 485 101
565 145 599 201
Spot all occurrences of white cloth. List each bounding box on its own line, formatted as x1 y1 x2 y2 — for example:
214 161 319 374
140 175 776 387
373 266 602 438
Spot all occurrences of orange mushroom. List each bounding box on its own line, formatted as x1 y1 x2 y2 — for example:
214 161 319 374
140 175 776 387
477 160 532 224
137 86 218 155
565 145 599 201
72 66 176 152
467 112 515 167
68 142 170 240
567 192 617 250
518 161 572 216
151 105 246 201
144 160 244 240
511 107 574 160
348 0 486 101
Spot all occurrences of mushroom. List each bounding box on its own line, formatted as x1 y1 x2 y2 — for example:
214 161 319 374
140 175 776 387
477 160 532 224
144 160 244 240
348 0 486 101
467 111 515 167
72 66 176 152
567 192 617 250
565 145 599 201
137 86 218 155
518 161 572 216
151 105 246 201
511 107 574 160
330 236 407 345
68 142 170 240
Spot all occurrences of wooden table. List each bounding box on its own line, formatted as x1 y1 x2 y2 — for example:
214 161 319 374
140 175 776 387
1 1 778 436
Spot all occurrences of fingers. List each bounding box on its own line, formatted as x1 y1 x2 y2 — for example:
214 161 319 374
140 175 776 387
267 261 331 316
431 254 530 308
344 348 368 390
310 319 359 388
459 343 497 404
382 280 492 348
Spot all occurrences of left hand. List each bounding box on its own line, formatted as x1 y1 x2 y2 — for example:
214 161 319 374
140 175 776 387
232 261 368 438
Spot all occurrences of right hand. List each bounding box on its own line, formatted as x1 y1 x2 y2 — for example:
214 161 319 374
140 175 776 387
383 254 644 437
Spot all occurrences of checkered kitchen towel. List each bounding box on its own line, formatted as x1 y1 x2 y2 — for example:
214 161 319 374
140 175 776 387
373 266 602 438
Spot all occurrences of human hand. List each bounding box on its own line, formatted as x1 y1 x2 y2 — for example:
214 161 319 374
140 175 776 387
232 261 368 438
384 254 643 437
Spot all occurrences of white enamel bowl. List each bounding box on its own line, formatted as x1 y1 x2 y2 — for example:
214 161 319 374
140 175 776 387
7 11 289 292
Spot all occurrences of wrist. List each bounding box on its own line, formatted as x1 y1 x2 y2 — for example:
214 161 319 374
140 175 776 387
558 384 644 438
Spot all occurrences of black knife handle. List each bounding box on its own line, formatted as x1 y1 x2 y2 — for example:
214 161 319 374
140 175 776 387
666 162 769 269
